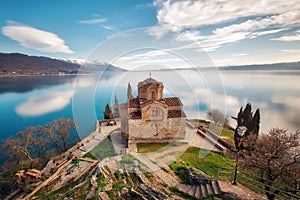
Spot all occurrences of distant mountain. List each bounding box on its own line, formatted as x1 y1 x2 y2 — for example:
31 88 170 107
0 52 126 75
219 62 300 71
132 61 300 72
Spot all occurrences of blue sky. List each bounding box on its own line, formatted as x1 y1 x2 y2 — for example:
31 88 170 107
1 0 300 68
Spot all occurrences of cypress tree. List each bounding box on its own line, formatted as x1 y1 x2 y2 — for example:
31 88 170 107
113 95 120 118
127 82 133 99
252 109 260 135
103 103 113 119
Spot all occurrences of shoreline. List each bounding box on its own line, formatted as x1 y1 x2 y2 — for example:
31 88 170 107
0 74 76 78
0 73 101 78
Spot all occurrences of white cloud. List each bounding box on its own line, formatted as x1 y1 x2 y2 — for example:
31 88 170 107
101 25 114 31
147 26 172 39
174 16 287 52
174 30 204 41
78 17 107 24
154 0 300 30
118 50 168 61
280 49 300 54
114 49 193 70
78 16 114 31
271 30 300 41
134 3 154 10
151 0 300 51
2 22 74 53
233 53 247 56
16 90 74 116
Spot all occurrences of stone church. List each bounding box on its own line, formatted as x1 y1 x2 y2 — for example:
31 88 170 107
120 76 186 151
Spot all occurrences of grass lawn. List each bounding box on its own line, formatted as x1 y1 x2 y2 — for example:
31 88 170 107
137 142 169 153
137 142 186 153
212 126 234 138
171 147 234 178
83 136 116 160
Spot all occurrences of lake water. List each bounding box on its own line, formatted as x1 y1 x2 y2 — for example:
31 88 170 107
1 69 300 143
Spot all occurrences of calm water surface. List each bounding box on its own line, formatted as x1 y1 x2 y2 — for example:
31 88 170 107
0 70 299 143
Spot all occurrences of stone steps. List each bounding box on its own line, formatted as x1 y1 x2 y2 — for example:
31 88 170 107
177 180 221 199
206 182 214 195
187 185 195 196
201 184 208 198
194 185 202 199
212 179 221 194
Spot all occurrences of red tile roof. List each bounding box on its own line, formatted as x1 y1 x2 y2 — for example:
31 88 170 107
140 99 168 108
129 97 183 108
128 98 140 108
129 111 141 119
168 110 186 118
162 97 182 106
25 169 41 177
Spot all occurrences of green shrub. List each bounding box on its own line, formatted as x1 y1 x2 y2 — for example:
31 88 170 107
169 162 189 184
114 170 122 181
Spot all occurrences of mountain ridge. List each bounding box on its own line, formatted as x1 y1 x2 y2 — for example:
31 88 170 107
1 52 300 74
0 52 125 75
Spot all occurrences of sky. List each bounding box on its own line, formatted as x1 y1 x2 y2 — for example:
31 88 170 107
1 0 300 69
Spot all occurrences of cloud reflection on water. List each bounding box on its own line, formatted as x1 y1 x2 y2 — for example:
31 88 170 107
15 90 74 116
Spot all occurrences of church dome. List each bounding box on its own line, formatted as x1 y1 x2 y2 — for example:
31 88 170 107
138 77 163 87
137 76 164 101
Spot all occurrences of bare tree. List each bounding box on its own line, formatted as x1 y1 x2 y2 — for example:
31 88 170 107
1 126 46 168
0 118 78 197
42 118 77 153
243 128 300 200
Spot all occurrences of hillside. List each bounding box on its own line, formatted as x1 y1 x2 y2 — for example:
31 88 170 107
0 52 125 75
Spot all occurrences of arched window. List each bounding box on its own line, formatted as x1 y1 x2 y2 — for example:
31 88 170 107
152 123 158 135
151 91 155 99
151 109 160 117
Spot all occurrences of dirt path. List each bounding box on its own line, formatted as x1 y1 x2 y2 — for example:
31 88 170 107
219 180 267 200
143 143 190 167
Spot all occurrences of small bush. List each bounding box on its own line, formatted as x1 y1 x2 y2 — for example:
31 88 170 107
162 183 168 187
114 170 122 181
169 162 189 184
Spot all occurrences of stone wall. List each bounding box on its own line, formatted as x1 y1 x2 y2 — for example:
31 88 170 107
120 103 128 136
141 103 167 122
167 117 186 139
128 117 185 141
